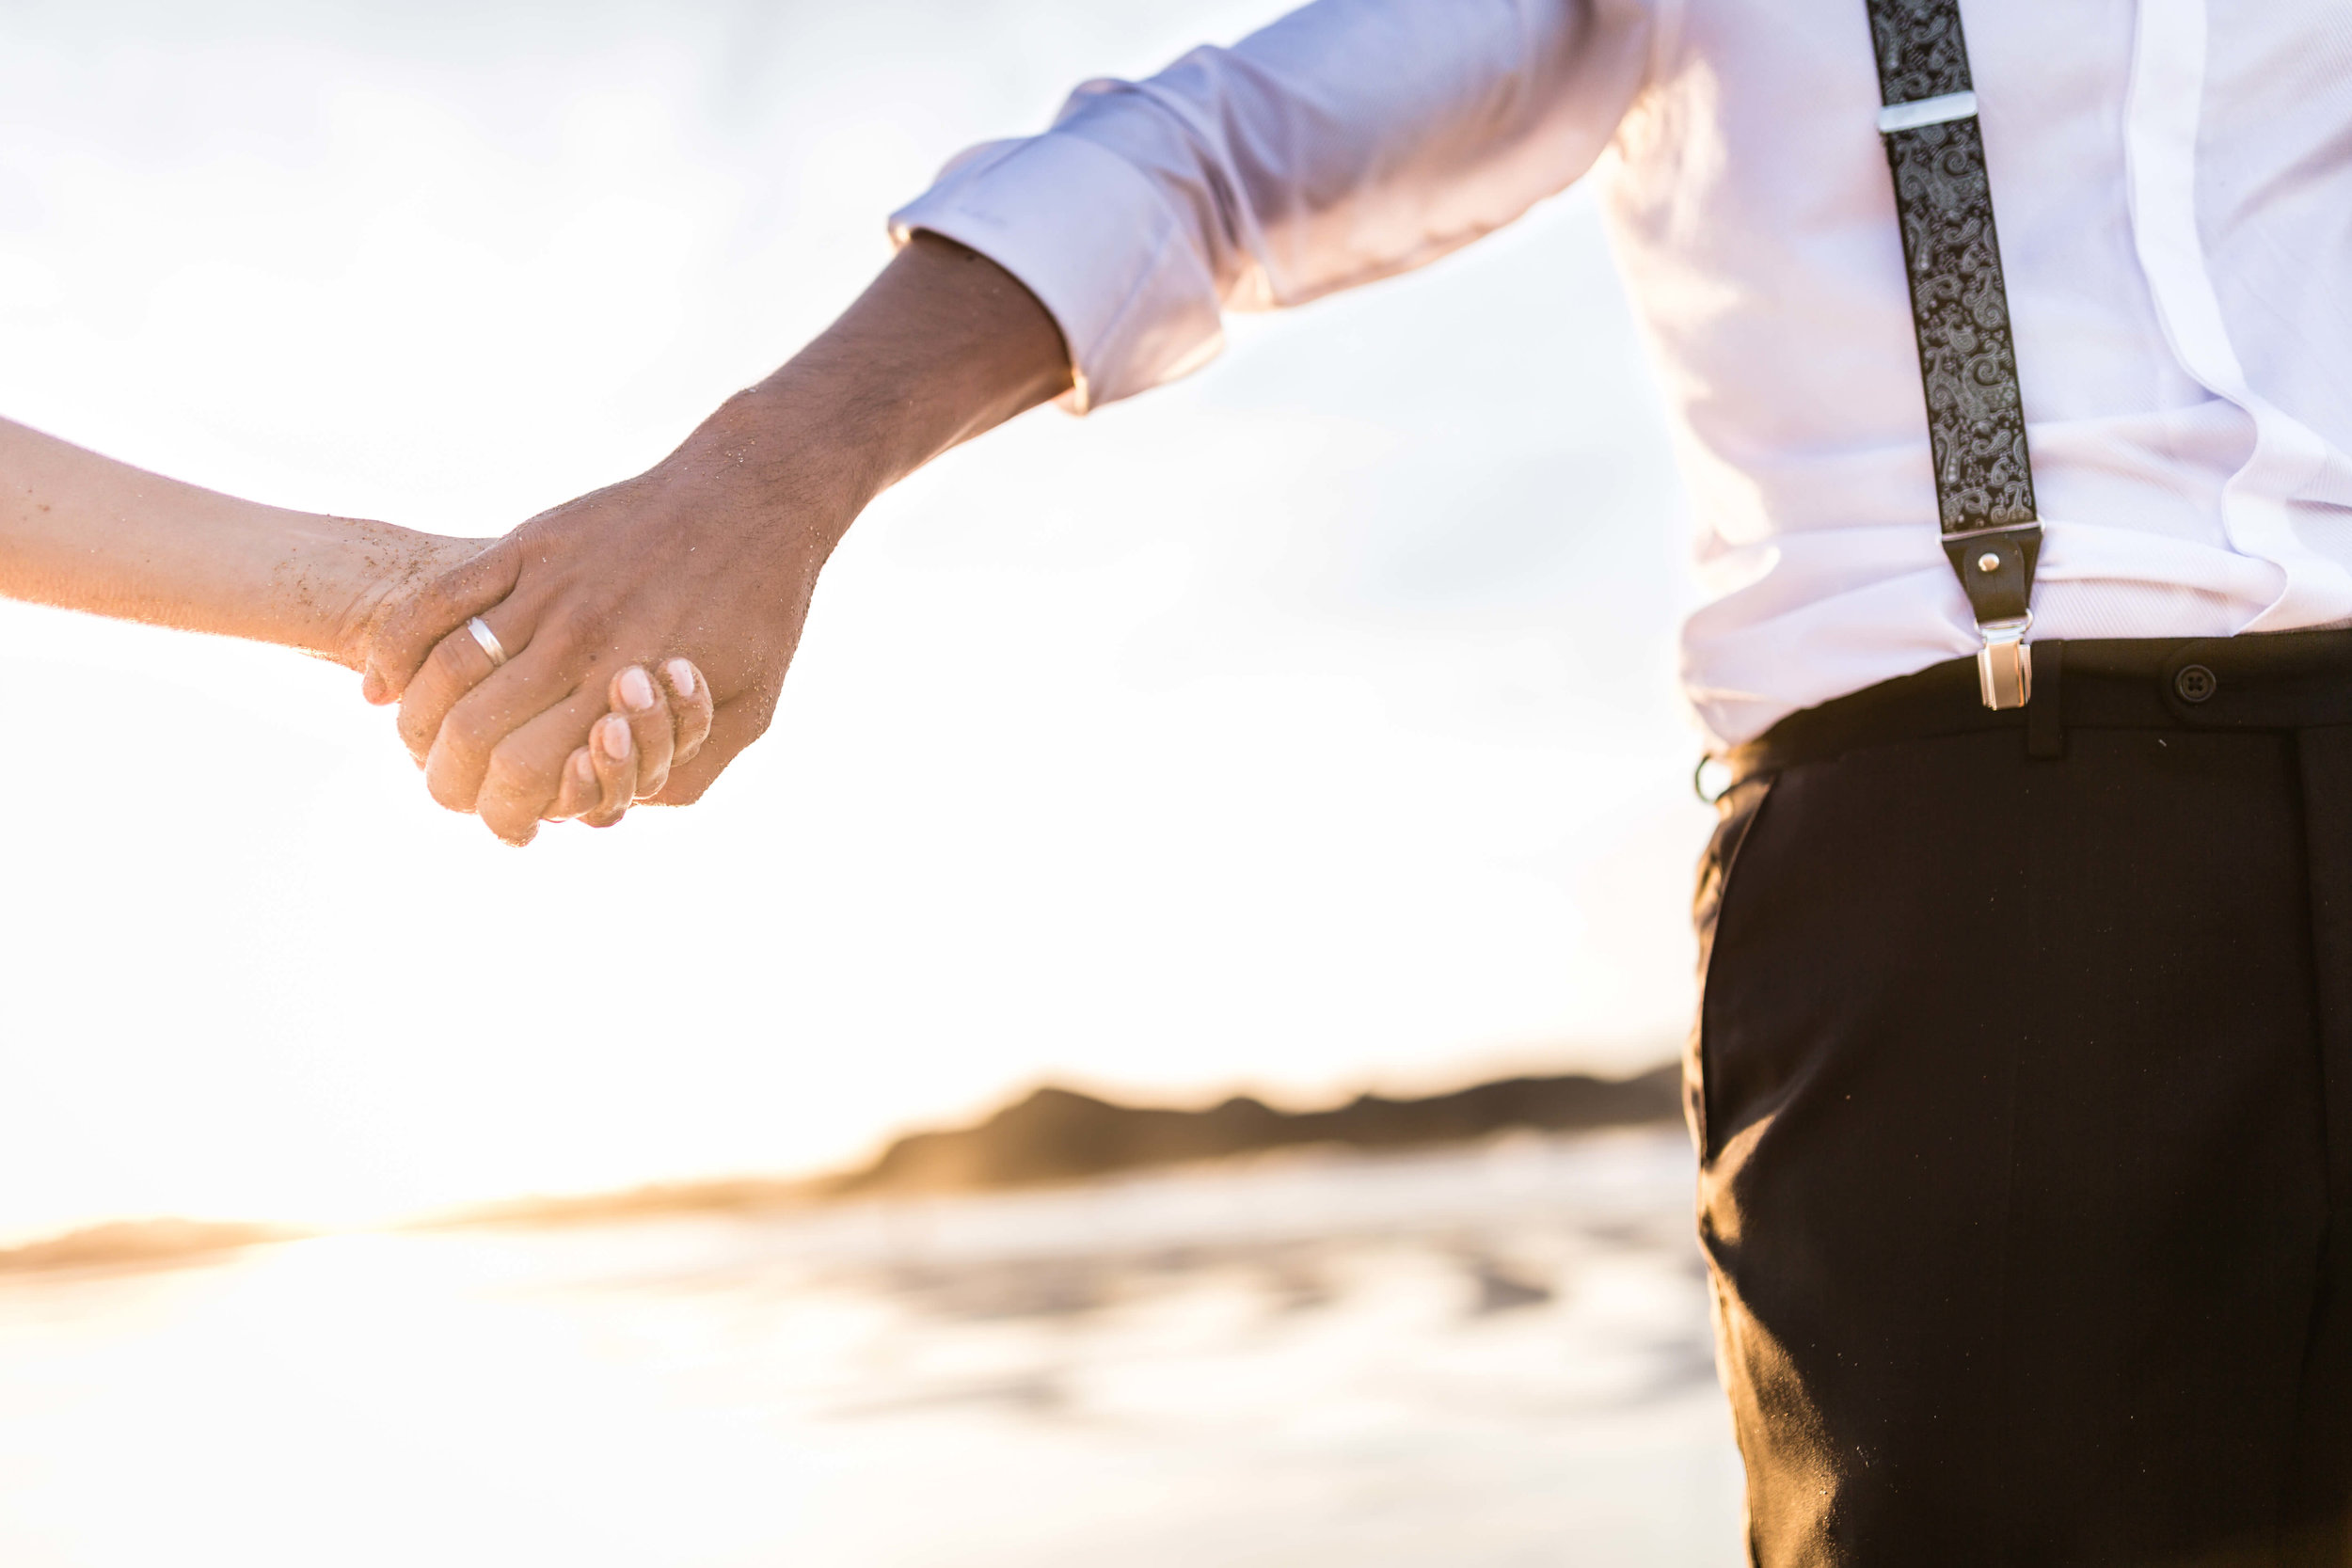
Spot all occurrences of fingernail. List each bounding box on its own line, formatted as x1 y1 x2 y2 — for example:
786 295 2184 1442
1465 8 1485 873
572 751 596 784
617 666 656 712
664 658 695 700
598 716 631 761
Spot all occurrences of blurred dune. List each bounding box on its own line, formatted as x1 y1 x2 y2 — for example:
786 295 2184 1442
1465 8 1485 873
0 1218 296 1275
443 1062 1683 1227
839 1064 1683 1195
0 1065 1684 1269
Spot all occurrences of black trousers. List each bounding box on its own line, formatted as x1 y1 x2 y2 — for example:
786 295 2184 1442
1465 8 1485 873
1692 632 2352 1566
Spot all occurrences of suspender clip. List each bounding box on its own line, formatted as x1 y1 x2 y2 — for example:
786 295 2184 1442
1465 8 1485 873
1945 525 2040 708
1977 615 2032 710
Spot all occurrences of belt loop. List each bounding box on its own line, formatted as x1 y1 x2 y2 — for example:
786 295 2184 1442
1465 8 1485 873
2026 639 2065 758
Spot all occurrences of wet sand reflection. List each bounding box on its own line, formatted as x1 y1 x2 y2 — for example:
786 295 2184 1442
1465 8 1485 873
0 1128 1740 1566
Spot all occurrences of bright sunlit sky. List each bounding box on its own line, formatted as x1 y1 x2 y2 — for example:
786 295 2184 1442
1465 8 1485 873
0 0 1707 1243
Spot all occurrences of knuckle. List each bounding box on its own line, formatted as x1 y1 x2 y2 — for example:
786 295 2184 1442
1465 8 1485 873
427 632 475 678
547 601 616 658
448 542 518 606
483 534 525 582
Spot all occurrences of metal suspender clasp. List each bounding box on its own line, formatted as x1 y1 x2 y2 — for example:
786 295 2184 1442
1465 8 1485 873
1977 614 2032 709
1944 520 2040 709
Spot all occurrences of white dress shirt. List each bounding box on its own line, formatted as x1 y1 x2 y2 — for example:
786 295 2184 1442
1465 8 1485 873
890 0 2352 745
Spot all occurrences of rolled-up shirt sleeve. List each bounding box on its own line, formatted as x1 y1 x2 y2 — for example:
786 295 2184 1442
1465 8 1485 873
889 0 1660 411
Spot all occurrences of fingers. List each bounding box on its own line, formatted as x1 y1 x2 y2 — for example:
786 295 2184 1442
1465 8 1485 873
663 658 714 768
648 692 771 806
610 665 674 800
538 661 707 827
549 747 598 823
449 658 713 841
467 686 609 842
581 713 640 828
422 641 580 818
398 609 529 766
363 538 521 705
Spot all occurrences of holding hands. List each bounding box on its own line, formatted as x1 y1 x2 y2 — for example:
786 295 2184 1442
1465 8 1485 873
361 231 1072 845
358 400 829 844
0 234 1067 845
0 412 710 844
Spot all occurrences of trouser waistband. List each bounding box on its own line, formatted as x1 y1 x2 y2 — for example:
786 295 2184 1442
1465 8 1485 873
1728 628 2352 784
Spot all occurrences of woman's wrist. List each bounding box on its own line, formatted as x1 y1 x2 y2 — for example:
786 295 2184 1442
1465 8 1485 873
302 520 492 672
0 416 489 668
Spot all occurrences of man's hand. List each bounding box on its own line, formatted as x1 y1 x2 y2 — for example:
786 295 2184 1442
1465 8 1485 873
362 400 848 842
362 233 1073 844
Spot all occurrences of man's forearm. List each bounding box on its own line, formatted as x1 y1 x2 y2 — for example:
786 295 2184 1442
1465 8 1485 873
657 232 1073 551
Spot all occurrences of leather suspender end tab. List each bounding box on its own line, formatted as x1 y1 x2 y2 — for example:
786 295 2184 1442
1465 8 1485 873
1940 524 2039 626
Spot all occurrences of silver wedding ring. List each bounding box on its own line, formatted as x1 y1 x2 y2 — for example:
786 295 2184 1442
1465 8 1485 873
466 615 508 671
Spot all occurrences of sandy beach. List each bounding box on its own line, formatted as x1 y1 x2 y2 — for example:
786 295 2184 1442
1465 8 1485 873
0 1125 1740 1566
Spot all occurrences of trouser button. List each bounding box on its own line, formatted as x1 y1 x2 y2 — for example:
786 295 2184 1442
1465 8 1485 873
2175 664 2217 704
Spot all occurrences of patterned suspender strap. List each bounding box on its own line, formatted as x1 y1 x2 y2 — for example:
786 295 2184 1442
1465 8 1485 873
1865 0 2041 708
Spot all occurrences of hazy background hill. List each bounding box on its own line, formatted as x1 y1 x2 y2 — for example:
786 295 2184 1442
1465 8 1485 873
837 1066 1681 1195
0 1064 1682 1268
